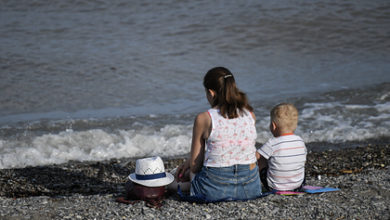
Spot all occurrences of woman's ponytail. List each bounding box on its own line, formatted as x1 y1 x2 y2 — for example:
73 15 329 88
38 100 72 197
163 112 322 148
203 67 253 119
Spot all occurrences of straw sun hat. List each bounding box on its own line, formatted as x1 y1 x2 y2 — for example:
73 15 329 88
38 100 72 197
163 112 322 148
128 156 174 187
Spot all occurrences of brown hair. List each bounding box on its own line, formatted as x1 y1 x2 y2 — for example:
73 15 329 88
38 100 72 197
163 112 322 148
270 103 298 132
203 67 253 119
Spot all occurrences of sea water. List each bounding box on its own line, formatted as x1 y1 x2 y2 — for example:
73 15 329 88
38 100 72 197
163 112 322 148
0 0 389 168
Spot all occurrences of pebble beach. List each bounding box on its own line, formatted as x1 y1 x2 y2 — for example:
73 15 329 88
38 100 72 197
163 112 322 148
1 142 389 220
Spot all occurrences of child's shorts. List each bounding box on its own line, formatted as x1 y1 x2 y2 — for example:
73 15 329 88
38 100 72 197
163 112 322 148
190 163 262 202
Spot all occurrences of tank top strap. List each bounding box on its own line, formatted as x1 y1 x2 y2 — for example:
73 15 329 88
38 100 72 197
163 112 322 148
207 109 219 131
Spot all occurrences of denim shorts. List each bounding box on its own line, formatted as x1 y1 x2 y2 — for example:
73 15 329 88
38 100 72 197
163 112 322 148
190 164 262 202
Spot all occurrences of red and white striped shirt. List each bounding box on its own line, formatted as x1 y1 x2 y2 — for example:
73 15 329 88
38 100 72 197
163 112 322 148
258 134 307 190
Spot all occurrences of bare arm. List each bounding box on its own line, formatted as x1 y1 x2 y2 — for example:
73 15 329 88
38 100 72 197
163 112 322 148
189 112 210 173
175 111 211 180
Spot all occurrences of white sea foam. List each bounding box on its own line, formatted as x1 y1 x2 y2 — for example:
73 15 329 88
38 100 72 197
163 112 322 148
255 101 390 143
0 101 389 169
0 125 192 169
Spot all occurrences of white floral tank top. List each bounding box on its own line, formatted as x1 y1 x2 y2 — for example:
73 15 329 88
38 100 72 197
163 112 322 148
203 108 258 167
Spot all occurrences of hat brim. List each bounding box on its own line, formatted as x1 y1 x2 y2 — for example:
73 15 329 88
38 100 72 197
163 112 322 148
128 172 174 187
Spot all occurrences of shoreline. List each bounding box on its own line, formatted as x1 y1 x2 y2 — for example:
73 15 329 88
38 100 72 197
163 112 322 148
1 143 389 219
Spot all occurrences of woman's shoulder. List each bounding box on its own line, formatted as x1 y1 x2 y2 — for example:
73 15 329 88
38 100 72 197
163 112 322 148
197 111 210 118
193 111 212 139
240 108 256 121
201 108 219 118
194 111 212 124
248 110 256 121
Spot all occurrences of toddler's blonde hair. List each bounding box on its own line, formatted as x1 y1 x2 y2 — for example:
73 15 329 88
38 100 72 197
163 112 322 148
271 103 298 132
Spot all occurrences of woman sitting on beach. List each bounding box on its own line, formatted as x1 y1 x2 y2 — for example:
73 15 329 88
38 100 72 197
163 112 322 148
169 67 262 201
